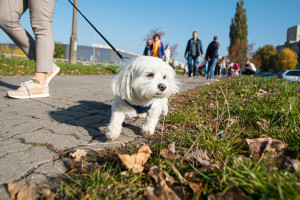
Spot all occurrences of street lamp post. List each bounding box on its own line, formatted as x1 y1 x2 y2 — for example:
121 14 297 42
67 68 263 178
69 0 78 64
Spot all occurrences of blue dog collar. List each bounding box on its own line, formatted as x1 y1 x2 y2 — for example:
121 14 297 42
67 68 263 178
125 100 153 114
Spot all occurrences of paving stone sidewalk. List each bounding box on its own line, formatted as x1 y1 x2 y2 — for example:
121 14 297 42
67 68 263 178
0 75 214 199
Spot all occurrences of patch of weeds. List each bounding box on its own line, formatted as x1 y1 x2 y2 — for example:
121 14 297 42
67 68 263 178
57 76 300 199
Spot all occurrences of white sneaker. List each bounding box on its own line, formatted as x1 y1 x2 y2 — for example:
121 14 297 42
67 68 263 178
7 79 49 99
46 63 60 85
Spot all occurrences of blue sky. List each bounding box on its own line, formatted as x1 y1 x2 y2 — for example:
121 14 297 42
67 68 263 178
1 0 300 63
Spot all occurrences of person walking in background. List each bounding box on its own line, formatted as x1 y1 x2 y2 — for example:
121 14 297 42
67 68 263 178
205 36 219 80
143 40 152 56
184 31 204 77
0 0 60 99
242 60 256 75
164 45 171 63
148 34 165 59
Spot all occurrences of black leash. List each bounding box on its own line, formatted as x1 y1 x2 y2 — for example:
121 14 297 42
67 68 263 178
67 0 124 60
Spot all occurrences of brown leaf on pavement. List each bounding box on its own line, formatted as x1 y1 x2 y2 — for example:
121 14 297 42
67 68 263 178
185 148 211 166
70 149 87 162
8 183 52 200
145 166 181 200
208 186 251 200
119 144 152 173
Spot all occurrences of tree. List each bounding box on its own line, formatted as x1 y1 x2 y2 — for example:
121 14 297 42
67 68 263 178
54 43 65 59
169 44 178 58
256 45 278 72
228 39 247 66
251 51 262 69
0 44 12 54
143 27 165 42
229 0 248 47
11 47 25 55
277 48 298 71
229 0 248 63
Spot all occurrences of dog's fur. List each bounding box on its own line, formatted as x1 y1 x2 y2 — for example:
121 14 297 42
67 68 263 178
106 56 179 140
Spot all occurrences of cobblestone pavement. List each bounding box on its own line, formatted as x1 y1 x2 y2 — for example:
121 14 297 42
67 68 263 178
0 75 215 199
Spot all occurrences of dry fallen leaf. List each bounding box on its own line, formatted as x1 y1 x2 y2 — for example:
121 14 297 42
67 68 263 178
246 138 298 168
184 161 222 178
246 138 286 161
145 166 181 200
254 119 270 131
119 144 152 173
257 92 266 96
208 186 251 200
168 142 176 154
188 181 205 199
226 118 238 126
185 148 211 166
161 149 178 160
8 183 52 200
70 149 87 162
163 171 177 185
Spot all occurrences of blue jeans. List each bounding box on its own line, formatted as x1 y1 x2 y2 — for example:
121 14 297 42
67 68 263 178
204 60 209 78
188 55 198 77
207 58 218 79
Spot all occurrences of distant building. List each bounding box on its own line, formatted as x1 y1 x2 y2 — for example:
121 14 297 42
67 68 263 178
277 25 300 69
62 43 139 65
287 25 300 42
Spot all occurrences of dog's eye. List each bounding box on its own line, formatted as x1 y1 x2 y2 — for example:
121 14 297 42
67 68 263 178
163 75 167 79
147 73 154 77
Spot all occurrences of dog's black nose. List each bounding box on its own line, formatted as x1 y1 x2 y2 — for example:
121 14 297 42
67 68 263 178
158 83 166 91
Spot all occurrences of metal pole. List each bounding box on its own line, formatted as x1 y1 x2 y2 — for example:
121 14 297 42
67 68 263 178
69 0 78 64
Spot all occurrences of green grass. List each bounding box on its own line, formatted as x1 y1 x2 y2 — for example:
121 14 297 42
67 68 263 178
0 57 119 76
56 76 300 199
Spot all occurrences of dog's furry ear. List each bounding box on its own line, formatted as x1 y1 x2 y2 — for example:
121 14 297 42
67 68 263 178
112 62 135 101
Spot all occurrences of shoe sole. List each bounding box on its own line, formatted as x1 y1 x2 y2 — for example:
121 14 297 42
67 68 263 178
7 93 50 99
47 66 60 85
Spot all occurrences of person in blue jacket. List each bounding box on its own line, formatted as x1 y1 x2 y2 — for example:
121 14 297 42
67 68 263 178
148 34 165 59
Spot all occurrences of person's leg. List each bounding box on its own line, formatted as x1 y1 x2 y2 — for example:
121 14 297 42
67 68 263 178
188 55 193 77
29 0 56 85
0 0 36 60
204 60 209 78
193 56 198 77
0 0 58 88
249 69 255 75
209 58 218 79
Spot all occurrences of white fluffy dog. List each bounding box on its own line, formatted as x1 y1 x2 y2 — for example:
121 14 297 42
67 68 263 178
106 56 179 140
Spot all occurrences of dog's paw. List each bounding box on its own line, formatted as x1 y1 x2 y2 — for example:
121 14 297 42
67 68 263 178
137 113 147 119
105 131 120 141
141 126 155 136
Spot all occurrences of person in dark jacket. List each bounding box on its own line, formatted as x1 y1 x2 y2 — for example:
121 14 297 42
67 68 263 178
184 31 204 77
205 36 219 79
143 40 152 56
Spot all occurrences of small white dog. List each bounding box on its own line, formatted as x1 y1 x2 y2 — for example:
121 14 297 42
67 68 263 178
106 56 179 140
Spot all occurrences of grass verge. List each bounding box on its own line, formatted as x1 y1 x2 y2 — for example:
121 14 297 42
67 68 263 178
56 76 300 199
0 57 119 76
